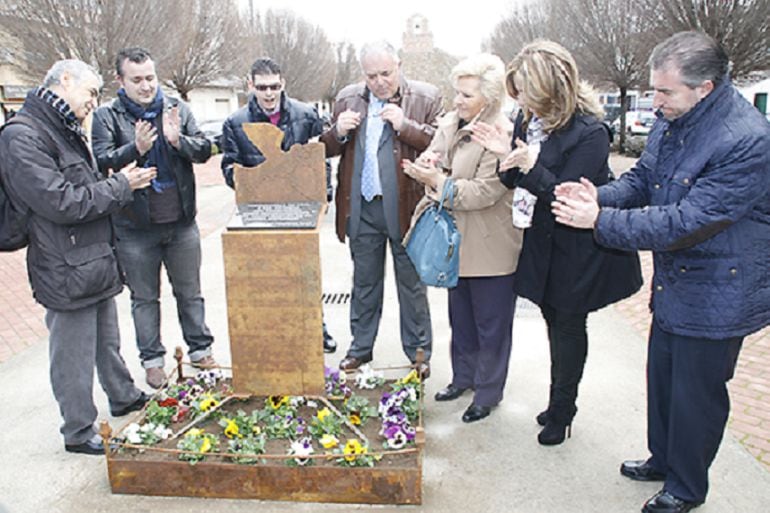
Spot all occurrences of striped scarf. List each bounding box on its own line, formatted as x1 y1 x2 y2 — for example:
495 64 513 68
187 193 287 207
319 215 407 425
34 86 86 141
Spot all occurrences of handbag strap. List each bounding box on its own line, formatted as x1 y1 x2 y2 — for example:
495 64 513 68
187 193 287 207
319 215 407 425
437 178 454 213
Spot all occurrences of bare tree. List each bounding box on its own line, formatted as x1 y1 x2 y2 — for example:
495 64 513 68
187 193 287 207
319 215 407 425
0 0 176 89
643 0 770 79
554 0 658 152
484 1 559 64
324 42 358 108
162 0 246 101
252 9 335 102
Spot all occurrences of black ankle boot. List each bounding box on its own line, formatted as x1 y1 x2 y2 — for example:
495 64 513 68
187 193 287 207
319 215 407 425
537 420 572 446
536 409 549 426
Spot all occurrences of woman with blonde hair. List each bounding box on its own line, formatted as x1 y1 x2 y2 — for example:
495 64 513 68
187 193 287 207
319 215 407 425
404 53 523 423
474 40 642 443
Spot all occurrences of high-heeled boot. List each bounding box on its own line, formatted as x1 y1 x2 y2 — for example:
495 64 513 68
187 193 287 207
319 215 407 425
535 404 577 427
537 419 572 446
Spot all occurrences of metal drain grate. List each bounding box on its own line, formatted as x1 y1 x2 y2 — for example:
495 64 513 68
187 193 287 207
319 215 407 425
322 292 351 305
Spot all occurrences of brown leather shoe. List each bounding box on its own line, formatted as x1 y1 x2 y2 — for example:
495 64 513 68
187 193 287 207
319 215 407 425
192 355 218 369
417 362 430 380
145 367 166 389
339 355 371 371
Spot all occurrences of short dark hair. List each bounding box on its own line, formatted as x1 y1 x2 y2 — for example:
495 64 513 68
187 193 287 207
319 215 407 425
250 57 281 81
649 31 729 88
115 47 154 77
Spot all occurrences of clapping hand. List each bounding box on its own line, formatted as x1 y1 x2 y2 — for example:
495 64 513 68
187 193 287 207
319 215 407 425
552 177 599 228
162 106 181 149
471 121 511 157
500 138 536 172
117 162 157 190
135 120 158 155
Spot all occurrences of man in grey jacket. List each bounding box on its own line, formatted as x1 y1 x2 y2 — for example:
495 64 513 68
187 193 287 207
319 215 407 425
0 59 156 455
92 48 215 389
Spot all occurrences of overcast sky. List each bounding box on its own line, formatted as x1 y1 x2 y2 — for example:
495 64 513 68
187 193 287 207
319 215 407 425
246 0 518 57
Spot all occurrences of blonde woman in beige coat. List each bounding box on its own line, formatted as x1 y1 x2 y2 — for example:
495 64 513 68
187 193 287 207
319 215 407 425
404 54 523 423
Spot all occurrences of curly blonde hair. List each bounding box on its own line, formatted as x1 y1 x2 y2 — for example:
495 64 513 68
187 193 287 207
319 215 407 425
450 53 506 116
506 40 602 132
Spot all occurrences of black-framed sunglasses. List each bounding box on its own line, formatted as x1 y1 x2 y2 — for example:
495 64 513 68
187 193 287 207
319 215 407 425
254 84 282 92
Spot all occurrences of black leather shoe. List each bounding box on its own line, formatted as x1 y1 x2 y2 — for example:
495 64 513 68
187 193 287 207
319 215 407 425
461 403 491 423
110 392 150 417
621 459 666 482
339 354 372 371
323 335 337 354
435 384 468 402
643 490 703 513
536 409 549 426
65 437 105 456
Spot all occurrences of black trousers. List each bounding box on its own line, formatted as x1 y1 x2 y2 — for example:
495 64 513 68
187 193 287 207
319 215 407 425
540 304 588 424
647 318 743 503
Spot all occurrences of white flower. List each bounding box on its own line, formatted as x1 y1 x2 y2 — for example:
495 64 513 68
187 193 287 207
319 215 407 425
306 400 318 409
354 364 384 389
289 437 314 466
289 396 307 408
124 423 142 444
338 370 347 384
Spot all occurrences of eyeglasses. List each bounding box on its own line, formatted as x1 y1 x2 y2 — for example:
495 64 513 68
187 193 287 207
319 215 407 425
254 84 282 92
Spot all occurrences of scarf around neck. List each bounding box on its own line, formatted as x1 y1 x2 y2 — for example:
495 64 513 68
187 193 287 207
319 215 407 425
117 88 175 192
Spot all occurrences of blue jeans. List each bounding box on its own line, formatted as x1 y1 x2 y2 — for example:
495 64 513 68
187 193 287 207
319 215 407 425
115 221 213 368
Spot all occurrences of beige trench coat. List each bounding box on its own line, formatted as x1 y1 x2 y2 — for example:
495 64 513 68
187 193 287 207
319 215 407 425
408 109 523 277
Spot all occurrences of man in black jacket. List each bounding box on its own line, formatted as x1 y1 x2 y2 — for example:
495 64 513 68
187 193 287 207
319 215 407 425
0 59 156 454
221 57 337 353
92 48 216 389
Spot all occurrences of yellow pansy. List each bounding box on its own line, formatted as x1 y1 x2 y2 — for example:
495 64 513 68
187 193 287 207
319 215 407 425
199 395 219 412
348 413 362 425
224 419 240 439
343 439 365 462
316 407 331 421
200 437 211 453
319 434 339 449
269 395 289 409
400 369 420 385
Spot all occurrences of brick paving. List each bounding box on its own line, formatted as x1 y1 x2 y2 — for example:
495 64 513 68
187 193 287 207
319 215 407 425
1 152 767 473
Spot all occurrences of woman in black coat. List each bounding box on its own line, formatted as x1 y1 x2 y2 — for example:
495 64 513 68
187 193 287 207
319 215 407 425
474 40 642 445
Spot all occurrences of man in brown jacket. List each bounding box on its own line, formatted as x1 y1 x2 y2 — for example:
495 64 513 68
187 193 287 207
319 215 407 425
320 40 443 375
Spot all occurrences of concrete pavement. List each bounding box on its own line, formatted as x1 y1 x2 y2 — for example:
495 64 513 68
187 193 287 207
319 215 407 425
1 156 769 512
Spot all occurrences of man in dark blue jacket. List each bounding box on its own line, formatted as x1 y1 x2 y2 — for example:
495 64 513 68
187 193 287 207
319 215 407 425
92 48 216 389
554 32 770 513
0 60 156 454
220 57 337 353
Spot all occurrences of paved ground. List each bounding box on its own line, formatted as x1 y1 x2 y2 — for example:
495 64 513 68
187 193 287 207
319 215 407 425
0 153 768 513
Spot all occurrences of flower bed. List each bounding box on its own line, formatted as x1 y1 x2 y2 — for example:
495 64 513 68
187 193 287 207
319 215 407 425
103 364 425 504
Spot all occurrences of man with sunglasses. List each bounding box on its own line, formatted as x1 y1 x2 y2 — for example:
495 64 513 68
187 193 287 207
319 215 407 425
220 57 337 354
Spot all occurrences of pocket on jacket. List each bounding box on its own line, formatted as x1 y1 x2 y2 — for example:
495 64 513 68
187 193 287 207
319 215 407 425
63 242 119 300
671 257 742 327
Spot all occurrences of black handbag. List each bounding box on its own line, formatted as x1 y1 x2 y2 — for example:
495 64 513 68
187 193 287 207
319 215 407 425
405 179 461 288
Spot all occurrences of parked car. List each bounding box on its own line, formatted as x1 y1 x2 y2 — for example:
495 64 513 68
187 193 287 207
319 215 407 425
611 110 656 136
198 119 224 151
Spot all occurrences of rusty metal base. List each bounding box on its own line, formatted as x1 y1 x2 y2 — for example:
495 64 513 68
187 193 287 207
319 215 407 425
107 456 422 504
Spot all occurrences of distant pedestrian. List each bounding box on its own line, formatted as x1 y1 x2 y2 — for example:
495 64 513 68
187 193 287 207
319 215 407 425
553 31 770 512
0 59 155 454
92 47 216 389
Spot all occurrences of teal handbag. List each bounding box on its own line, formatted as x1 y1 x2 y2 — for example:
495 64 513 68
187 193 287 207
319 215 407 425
405 179 461 288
